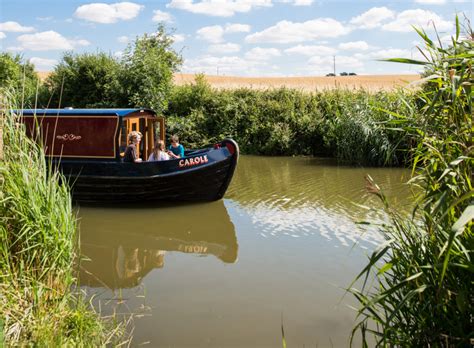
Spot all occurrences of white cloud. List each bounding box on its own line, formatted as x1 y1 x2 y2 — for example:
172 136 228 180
284 44 336 56
183 55 252 75
358 48 425 61
279 0 314 6
349 7 395 29
152 9 173 22
382 9 452 32
29 57 57 70
0 32 5 39
415 0 446 4
74 39 90 46
182 54 282 76
36 16 53 21
366 48 412 59
245 18 349 44
225 23 251 33
167 0 272 17
0 21 35 32
114 51 123 58
197 23 250 43
16 31 90 51
338 41 370 51
208 42 241 53
172 34 186 43
245 47 281 60
197 25 224 43
293 0 314 6
74 2 144 24
117 35 129 43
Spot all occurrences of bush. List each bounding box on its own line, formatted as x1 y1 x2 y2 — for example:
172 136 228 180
41 52 120 108
0 53 39 106
166 77 414 165
114 24 182 113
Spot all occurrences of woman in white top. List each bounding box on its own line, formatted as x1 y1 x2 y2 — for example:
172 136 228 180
148 140 170 161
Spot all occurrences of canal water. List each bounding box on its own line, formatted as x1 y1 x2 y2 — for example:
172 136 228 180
77 156 412 347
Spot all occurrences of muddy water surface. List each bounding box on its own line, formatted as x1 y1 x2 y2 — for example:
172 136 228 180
77 156 412 347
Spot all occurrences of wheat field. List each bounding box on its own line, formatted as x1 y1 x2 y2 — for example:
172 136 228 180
37 71 420 91
173 73 421 91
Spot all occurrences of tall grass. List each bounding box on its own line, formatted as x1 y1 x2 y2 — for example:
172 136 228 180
349 17 473 346
166 75 415 166
0 90 124 345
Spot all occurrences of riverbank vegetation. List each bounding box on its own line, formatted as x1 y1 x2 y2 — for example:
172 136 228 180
0 94 124 345
165 76 415 166
349 17 473 346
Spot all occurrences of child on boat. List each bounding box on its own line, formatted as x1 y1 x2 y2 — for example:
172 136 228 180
148 140 170 161
167 134 184 159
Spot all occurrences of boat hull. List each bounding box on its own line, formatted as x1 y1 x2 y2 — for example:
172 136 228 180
57 139 239 202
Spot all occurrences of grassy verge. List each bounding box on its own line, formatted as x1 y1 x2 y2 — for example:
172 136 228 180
0 91 124 345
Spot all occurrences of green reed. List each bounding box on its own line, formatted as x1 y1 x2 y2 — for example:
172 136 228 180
166 75 415 166
349 17 473 346
0 90 124 345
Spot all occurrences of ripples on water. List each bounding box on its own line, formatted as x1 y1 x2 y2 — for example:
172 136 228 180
77 156 414 347
226 156 412 248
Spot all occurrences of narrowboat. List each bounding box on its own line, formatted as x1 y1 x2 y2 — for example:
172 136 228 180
17 108 239 202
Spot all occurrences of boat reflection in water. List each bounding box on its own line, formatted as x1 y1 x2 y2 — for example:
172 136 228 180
77 200 238 289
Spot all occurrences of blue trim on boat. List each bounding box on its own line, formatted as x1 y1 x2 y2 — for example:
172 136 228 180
13 108 156 118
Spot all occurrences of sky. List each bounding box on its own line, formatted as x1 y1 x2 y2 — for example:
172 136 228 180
0 0 472 76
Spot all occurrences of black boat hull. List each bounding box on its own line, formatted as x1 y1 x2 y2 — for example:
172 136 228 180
57 139 239 202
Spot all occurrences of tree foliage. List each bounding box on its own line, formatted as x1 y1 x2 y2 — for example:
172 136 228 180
41 24 182 110
0 53 39 106
114 24 182 113
41 52 120 108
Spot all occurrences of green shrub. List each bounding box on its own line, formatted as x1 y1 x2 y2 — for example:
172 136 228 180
0 53 39 107
166 79 415 165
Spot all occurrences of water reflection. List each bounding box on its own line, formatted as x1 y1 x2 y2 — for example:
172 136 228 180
78 201 238 289
226 156 413 247
76 156 414 346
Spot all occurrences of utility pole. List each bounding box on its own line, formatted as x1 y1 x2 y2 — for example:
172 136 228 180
333 55 336 87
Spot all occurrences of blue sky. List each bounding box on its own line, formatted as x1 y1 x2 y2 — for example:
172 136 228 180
0 0 472 76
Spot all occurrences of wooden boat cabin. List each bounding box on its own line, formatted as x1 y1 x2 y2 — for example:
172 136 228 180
18 108 164 160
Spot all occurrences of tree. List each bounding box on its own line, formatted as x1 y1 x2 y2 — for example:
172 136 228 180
0 53 39 106
115 24 182 113
41 52 120 108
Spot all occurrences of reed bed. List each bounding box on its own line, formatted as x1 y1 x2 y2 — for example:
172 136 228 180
0 91 124 345
349 17 473 346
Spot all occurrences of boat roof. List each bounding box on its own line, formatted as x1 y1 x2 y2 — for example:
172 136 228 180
16 108 156 118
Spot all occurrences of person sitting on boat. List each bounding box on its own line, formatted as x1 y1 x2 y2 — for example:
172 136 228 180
167 134 184 159
148 140 170 162
123 131 143 163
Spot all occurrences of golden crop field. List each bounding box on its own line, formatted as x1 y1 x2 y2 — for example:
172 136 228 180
37 71 420 91
173 73 421 91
